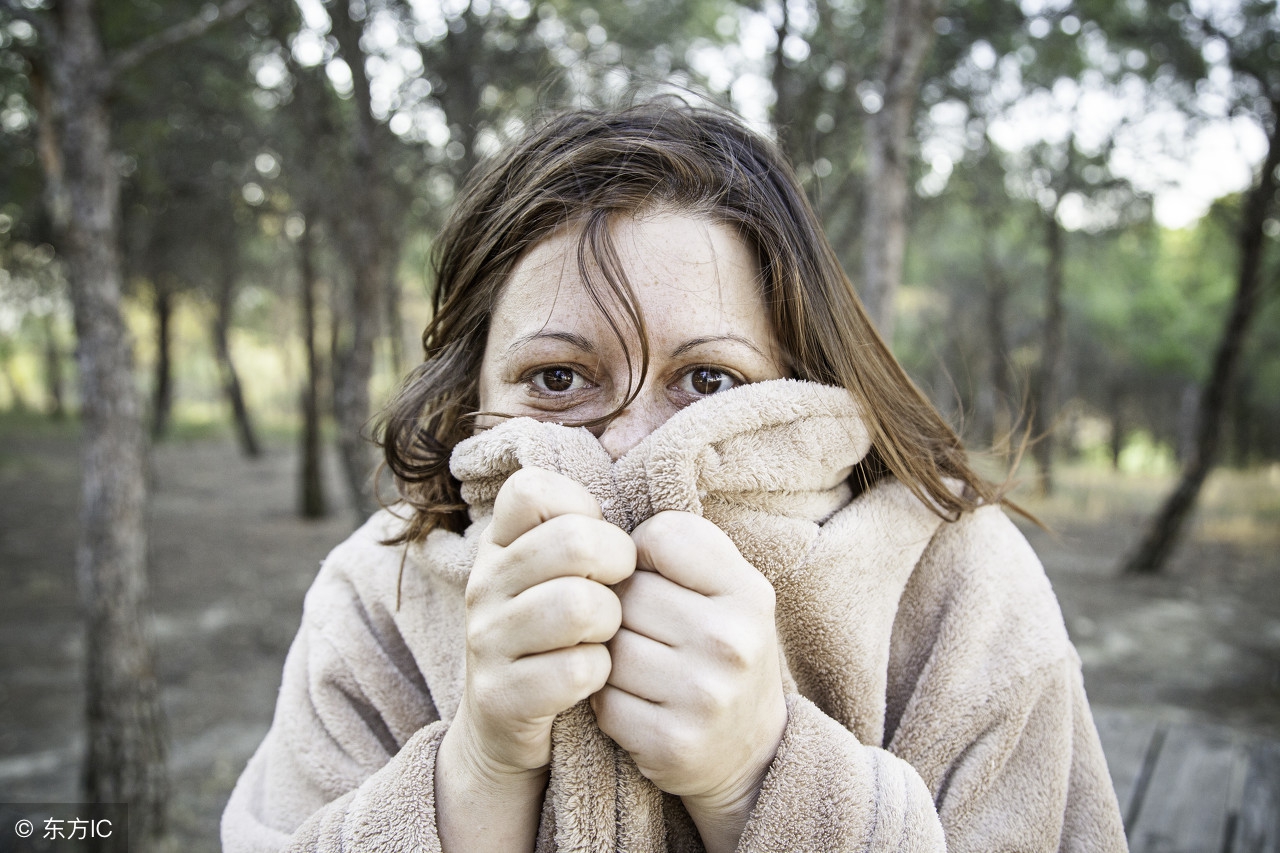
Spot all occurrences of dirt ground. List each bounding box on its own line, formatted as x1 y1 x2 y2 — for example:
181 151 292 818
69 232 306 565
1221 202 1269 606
2 419 1278 851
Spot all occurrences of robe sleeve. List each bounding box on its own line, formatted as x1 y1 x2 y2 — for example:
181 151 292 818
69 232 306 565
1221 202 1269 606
738 508 1128 853
220 546 449 853
738 693 946 851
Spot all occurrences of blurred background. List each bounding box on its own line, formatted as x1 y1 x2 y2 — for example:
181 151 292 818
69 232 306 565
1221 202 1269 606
0 0 1277 851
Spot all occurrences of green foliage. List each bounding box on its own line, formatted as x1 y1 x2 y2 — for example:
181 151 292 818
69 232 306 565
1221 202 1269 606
0 0 1277 469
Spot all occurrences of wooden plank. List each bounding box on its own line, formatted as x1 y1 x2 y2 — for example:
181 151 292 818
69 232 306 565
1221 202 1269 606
1232 739 1280 853
1127 722 1242 853
1094 708 1162 819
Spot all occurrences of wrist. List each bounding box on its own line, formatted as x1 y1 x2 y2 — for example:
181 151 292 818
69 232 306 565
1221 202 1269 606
439 714 549 794
436 723 548 853
681 786 761 853
681 703 787 853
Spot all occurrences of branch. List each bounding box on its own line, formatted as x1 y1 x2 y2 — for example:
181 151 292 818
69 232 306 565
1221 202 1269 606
107 0 253 80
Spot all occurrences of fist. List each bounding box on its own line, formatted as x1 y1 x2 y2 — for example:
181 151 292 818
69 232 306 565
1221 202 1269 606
591 511 787 811
451 467 637 776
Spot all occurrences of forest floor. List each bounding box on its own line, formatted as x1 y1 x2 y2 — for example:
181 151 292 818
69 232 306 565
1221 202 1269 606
1 413 1278 851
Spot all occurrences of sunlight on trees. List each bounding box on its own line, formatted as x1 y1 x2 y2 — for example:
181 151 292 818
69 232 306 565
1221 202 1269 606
1 0 1274 515
0 0 1276 837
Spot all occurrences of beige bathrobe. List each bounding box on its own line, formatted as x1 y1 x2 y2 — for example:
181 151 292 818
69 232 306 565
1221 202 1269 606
222 379 1127 852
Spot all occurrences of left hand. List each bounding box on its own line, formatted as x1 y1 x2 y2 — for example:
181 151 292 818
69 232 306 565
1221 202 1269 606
590 511 788 845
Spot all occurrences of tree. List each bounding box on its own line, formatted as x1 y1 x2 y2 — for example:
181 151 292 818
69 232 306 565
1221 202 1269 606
860 0 941 339
1125 128 1276 572
295 211 328 518
263 0 712 520
210 213 262 458
1122 0 1279 574
111 9 267 447
0 0 250 847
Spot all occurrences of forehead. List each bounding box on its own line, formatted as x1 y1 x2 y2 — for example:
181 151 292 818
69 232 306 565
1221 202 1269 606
490 211 768 337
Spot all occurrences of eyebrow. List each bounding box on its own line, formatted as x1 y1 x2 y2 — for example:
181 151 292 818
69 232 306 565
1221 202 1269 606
670 334 769 359
505 330 597 356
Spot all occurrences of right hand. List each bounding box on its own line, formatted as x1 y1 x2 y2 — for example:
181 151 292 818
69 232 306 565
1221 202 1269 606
447 467 637 781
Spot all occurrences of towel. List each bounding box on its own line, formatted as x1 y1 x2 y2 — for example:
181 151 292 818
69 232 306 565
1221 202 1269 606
222 378 1127 852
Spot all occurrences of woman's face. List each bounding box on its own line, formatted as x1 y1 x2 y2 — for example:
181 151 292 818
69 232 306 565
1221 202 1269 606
478 209 789 460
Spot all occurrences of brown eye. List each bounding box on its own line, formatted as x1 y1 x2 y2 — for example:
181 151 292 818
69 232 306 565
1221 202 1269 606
533 367 581 393
683 367 737 396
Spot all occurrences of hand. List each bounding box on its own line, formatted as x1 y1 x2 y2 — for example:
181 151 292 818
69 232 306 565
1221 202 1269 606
445 467 637 782
590 511 787 850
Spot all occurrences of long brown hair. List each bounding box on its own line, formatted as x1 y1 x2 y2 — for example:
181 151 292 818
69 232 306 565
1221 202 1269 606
377 98 1002 543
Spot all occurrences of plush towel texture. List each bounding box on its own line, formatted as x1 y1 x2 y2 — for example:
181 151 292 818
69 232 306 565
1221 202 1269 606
222 379 1127 852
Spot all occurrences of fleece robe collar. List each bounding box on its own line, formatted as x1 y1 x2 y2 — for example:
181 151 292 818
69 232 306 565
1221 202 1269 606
438 379 943 852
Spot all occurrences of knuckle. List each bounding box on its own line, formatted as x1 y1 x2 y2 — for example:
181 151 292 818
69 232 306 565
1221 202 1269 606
748 575 778 615
464 607 492 644
498 467 547 509
561 647 605 695
463 573 490 609
557 580 599 632
645 510 690 541
554 517 598 565
748 573 777 609
707 625 762 672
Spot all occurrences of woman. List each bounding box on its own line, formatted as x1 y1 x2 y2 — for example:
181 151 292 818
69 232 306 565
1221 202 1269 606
223 99 1127 852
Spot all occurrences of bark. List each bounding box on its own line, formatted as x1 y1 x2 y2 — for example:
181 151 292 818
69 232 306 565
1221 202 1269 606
39 0 167 847
42 311 66 418
859 0 938 340
384 262 405 379
297 219 327 518
17 1 249 843
425 4 484 180
1109 387 1124 471
770 0 798 157
212 254 261 459
328 0 389 519
1124 103 1280 575
150 278 173 440
986 283 1013 450
1033 206 1066 496
769 0 816 164
979 213 1013 451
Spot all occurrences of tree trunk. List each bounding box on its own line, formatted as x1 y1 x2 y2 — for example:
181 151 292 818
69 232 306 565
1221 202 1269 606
769 0 812 163
42 311 66 418
41 0 167 847
297 218 327 518
1033 206 1066 495
330 274 380 518
384 248 405 378
1109 387 1124 471
150 278 173 440
328 0 389 520
1123 102 1280 575
980 216 1013 451
424 3 485 181
859 0 938 340
212 256 261 459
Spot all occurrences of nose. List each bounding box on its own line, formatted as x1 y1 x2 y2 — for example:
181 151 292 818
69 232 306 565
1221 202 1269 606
597 395 672 461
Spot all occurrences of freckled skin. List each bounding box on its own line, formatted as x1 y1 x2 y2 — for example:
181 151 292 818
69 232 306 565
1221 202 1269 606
437 210 791 853
478 209 788 459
